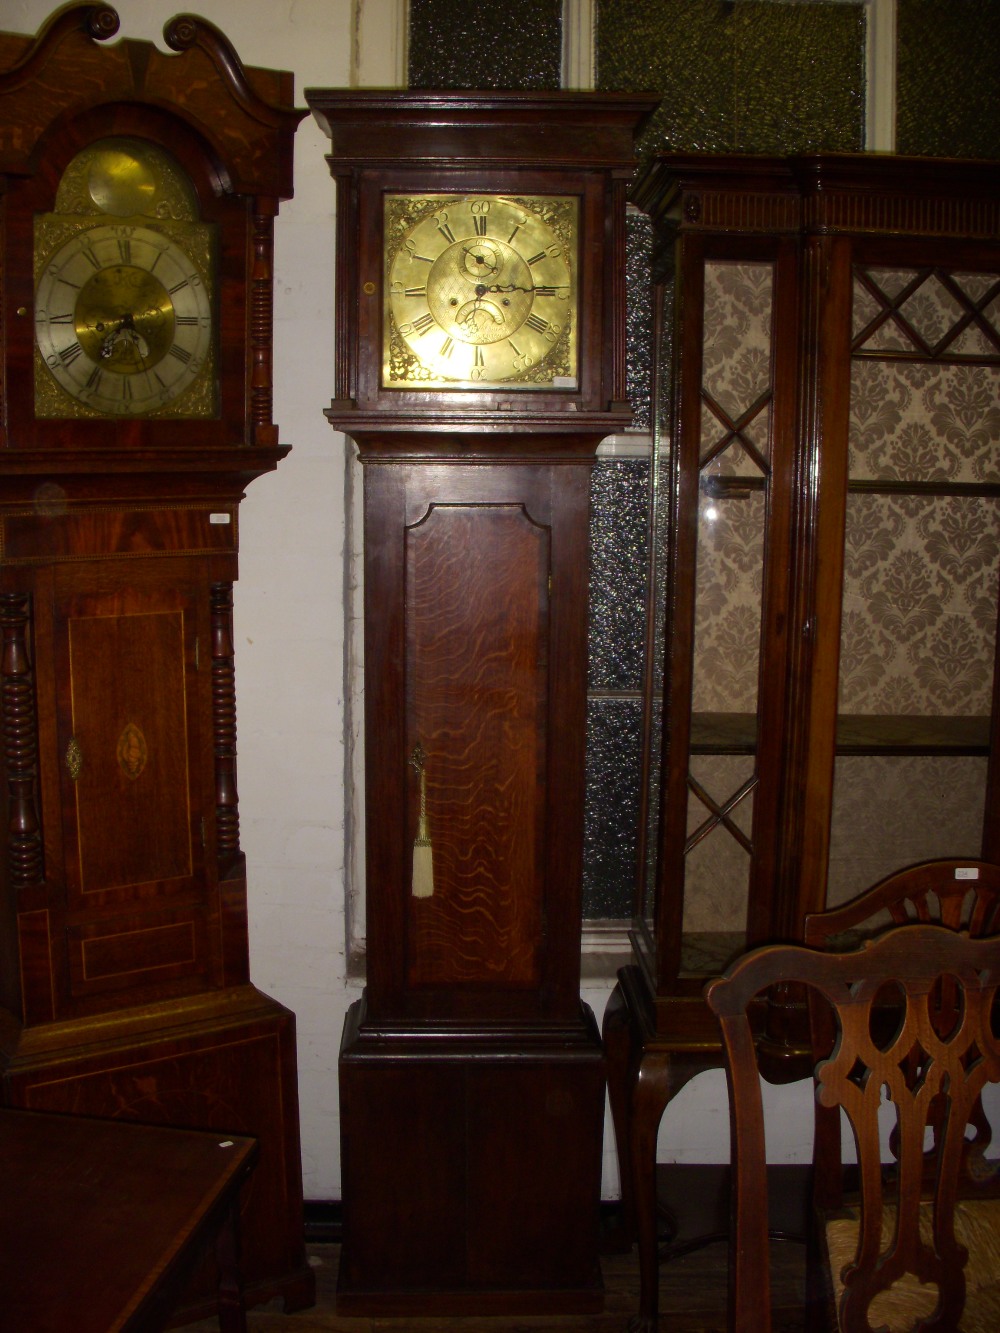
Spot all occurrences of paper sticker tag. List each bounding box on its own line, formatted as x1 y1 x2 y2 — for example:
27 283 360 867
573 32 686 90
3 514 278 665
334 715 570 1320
210 513 231 525
955 867 980 880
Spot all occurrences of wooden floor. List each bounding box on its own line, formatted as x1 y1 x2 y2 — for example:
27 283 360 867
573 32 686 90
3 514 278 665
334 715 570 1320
178 1169 810 1330
177 1235 807 1332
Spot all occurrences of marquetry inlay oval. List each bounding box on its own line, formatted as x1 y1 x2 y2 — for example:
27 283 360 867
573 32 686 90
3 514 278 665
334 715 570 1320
117 722 148 781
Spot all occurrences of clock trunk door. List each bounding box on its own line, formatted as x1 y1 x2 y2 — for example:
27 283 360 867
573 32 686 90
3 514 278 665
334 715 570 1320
50 566 218 1014
405 499 549 991
363 457 591 1024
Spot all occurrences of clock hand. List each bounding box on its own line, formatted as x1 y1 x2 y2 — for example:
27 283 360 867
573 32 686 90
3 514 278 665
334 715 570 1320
98 312 151 366
485 282 571 295
97 318 126 360
461 242 501 279
484 282 533 295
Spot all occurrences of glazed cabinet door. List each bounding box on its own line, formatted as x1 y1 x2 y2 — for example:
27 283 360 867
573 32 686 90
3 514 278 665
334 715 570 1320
797 235 1000 919
638 232 801 1006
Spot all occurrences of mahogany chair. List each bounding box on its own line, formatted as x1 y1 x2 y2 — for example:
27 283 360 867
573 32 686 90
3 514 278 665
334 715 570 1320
806 858 1000 1179
705 924 1000 1333
804 858 1000 948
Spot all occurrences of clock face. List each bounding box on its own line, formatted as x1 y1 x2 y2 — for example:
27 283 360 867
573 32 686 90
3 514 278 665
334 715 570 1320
34 222 213 418
32 138 217 422
383 193 578 391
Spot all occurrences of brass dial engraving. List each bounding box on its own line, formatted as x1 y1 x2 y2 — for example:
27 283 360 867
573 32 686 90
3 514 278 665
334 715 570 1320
33 137 216 420
34 222 213 417
383 193 578 390
54 138 198 221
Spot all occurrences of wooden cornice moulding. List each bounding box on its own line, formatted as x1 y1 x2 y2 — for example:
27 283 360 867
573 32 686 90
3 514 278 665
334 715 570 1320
306 88 659 172
801 188 1000 239
633 152 1000 241
631 153 799 229
0 4 305 198
678 188 801 235
793 153 1000 239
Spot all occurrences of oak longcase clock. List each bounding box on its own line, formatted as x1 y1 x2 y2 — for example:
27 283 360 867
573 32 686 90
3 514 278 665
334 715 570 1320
0 7 310 1317
307 89 656 1315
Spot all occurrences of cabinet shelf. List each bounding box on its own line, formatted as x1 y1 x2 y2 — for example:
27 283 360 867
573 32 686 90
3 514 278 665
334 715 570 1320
701 476 1000 501
691 712 991 756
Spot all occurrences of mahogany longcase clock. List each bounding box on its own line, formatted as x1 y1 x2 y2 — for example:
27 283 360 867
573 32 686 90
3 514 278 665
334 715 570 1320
306 90 656 1314
0 8 312 1316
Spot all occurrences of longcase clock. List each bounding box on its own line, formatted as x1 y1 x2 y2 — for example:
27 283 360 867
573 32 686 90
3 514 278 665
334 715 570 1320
306 90 656 1314
0 7 311 1316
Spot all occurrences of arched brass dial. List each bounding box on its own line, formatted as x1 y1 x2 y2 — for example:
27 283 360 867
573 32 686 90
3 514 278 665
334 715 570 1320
35 222 212 417
383 193 578 390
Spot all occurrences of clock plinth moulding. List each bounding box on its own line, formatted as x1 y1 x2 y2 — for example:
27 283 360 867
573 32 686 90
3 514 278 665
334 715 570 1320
307 88 657 1315
0 8 312 1317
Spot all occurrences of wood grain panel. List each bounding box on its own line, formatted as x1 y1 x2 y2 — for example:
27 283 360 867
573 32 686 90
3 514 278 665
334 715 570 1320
67 608 193 895
15 907 54 1025
68 912 202 997
1 506 237 565
405 503 549 988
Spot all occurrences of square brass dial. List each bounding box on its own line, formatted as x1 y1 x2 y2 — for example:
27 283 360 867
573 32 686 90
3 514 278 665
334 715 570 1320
382 192 579 391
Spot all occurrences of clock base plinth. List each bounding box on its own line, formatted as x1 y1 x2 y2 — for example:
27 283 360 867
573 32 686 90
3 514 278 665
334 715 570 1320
0 985 314 1318
336 995 606 1315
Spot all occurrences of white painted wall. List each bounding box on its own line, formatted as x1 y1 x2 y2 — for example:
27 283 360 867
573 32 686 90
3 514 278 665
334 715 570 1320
15 0 994 1208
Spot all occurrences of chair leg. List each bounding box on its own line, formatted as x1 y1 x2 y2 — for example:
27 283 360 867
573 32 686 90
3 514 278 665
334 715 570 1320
803 1208 836 1333
627 1049 673 1333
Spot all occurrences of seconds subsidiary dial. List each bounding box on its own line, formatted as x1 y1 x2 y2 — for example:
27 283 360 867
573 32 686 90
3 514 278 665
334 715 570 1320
34 222 213 417
383 193 578 391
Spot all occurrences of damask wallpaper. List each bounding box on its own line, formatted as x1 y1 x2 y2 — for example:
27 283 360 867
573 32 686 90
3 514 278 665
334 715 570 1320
828 757 988 904
839 494 999 717
695 262 771 719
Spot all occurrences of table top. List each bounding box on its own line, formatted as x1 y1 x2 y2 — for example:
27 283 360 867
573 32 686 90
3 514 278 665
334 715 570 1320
0 1108 258 1332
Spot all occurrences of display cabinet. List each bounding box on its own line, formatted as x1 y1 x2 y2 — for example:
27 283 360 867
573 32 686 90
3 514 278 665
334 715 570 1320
0 7 311 1316
306 89 656 1314
605 153 1000 1331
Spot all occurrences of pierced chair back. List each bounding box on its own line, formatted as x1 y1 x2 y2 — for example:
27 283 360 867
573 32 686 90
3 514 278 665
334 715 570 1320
805 859 1000 1205
804 859 1000 948
705 925 1000 1333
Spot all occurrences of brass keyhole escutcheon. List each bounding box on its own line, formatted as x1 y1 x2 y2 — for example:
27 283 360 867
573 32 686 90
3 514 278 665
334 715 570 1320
65 736 83 782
